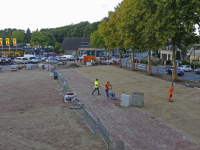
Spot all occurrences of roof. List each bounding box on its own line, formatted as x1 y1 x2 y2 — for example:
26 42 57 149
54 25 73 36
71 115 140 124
0 46 24 50
60 38 91 51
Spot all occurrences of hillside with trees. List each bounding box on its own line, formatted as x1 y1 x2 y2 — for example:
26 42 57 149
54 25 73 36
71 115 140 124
0 20 102 53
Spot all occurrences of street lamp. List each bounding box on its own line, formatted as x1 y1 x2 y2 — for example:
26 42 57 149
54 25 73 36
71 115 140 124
194 45 196 85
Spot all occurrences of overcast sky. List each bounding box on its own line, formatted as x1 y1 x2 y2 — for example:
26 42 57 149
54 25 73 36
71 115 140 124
1 0 123 32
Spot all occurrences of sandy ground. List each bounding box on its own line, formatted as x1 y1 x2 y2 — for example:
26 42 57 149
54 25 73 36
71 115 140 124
0 69 105 150
1 65 200 150
75 65 200 144
74 66 200 143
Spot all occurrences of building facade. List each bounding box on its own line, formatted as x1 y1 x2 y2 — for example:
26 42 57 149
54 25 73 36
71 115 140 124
60 37 106 57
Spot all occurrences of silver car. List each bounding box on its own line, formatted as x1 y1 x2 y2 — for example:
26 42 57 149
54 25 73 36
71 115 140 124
179 65 192 72
46 58 58 64
195 68 200 74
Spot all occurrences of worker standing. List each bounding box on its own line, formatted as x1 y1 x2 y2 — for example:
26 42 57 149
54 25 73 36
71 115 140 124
168 83 174 102
105 81 112 98
92 79 101 95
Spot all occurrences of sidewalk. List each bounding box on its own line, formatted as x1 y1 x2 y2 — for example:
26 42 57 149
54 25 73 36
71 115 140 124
58 66 200 150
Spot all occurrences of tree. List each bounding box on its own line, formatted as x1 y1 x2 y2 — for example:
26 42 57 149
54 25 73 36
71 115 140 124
117 0 140 70
155 0 200 81
12 30 25 45
53 42 61 53
25 28 31 43
99 10 124 67
30 32 49 47
133 0 161 74
59 49 65 54
90 30 108 59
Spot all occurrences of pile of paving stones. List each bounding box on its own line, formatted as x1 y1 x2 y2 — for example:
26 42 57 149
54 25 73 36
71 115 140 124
67 63 80 68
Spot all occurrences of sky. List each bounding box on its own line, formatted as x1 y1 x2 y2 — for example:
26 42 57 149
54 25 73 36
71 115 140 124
1 0 123 32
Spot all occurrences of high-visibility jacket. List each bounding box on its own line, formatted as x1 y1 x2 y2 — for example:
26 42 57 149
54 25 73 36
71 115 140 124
105 83 110 90
94 81 99 88
168 84 174 94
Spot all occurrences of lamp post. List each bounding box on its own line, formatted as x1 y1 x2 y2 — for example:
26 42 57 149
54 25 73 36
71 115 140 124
194 45 195 85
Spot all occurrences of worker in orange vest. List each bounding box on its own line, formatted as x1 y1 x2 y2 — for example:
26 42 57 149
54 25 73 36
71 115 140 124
168 83 174 102
105 81 112 98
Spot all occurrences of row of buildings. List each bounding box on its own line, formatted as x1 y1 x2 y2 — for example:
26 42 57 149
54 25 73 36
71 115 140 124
0 37 199 63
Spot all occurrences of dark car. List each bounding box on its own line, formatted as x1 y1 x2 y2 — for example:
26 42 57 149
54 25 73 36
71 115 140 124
73 56 79 60
166 66 184 75
0 58 7 64
134 57 140 63
6 58 13 64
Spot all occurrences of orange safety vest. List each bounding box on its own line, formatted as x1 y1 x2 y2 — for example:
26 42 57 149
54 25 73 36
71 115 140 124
105 83 110 90
168 85 174 93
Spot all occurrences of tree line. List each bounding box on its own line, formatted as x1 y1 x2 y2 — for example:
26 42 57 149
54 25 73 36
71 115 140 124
0 21 102 53
90 0 200 81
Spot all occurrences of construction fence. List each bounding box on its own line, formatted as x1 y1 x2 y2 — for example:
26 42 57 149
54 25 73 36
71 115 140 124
72 99 111 149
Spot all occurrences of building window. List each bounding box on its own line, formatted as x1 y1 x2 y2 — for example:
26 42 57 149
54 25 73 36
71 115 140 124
81 42 90 46
71 51 75 55
65 51 71 55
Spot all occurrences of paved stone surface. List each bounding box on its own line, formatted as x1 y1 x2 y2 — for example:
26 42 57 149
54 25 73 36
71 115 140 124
0 70 105 150
58 67 200 150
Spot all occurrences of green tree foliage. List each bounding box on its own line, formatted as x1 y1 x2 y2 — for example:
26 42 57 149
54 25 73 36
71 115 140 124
12 30 25 45
25 28 31 43
59 49 64 54
176 51 181 60
116 0 140 70
53 42 61 53
30 32 48 47
155 0 200 81
90 30 106 49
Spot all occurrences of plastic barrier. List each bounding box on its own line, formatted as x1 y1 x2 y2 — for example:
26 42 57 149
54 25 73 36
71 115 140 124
11 65 18 71
26 64 34 70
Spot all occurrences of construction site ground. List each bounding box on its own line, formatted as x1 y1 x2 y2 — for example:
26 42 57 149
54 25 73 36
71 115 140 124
0 65 200 150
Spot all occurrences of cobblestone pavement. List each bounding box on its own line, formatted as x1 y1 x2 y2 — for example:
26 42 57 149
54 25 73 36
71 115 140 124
58 67 200 150
0 70 105 150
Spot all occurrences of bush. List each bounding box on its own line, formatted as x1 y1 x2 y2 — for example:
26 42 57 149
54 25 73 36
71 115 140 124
140 59 148 64
151 61 158 66
190 62 200 69
182 60 190 65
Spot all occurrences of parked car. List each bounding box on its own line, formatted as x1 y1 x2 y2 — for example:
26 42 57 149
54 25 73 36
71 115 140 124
166 66 184 75
106 57 120 64
134 57 140 63
14 57 28 64
60 56 68 61
0 58 7 64
25 56 38 63
179 65 192 72
176 60 182 64
195 68 200 74
6 58 13 64
170 60 183 65
36 57 42 62
55 56 62 61
46 58 58 64
41 57 48 61
73 56 79 60
122 53 129 58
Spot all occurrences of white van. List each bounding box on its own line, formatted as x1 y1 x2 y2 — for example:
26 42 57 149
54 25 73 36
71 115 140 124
24 55 38 63
62 55 74 61
14 57 28 64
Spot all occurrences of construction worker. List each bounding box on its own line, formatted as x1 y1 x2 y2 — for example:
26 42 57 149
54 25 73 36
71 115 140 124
168 83 174 102
92 79 101 95
105 81 112 98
